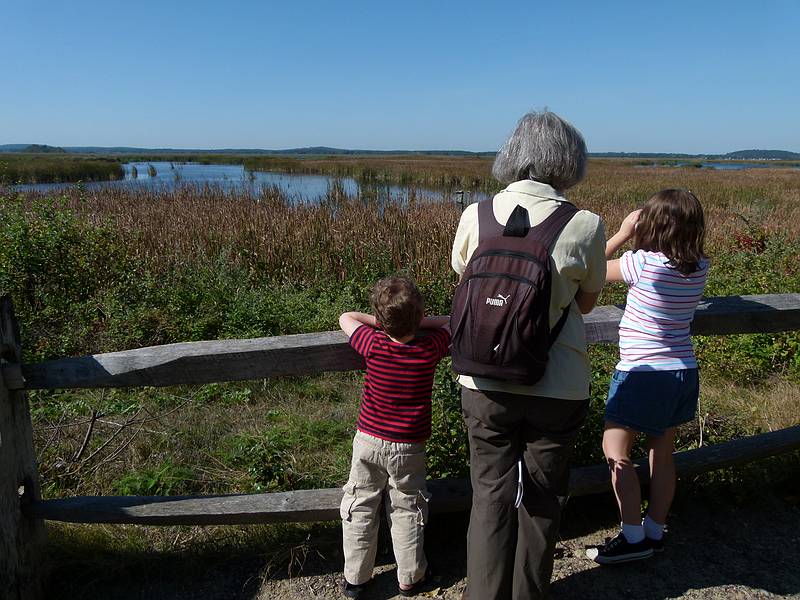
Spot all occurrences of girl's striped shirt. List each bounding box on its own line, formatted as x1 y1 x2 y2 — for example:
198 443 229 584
617 250 709 372
349 325 451 443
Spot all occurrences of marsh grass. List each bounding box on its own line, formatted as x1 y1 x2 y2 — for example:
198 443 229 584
3 157 795 600
0 153 124 184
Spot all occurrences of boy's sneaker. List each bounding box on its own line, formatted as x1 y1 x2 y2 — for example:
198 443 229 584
586 532 654 565
398 567 434 597
340 579 368 599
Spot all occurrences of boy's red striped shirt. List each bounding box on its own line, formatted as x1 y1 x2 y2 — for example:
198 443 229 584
349 325 451 443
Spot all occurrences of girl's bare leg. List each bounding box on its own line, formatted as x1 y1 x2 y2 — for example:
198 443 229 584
646 427 677 524
602 423 640 525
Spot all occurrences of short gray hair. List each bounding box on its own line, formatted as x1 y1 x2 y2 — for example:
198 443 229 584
492 110 588 191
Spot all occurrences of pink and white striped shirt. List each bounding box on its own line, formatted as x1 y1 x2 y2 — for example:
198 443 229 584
617 250 709 372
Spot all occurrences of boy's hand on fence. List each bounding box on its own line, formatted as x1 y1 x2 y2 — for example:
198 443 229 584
339 312 377 338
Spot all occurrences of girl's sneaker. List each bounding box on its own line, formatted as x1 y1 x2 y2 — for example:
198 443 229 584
647 535 665 553
586 532 654 564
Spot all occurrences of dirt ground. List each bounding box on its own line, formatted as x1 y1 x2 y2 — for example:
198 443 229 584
251 490 800 600
65 478 799 600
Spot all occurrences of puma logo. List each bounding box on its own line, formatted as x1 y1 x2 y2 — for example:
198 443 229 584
485 293 511 307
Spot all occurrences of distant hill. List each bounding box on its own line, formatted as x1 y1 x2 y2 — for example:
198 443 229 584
722 149 800 160
1 143 797 160
0 143 67 153
591 152 701 159
57 145 496 157
20 144 67 153
593 150 800 160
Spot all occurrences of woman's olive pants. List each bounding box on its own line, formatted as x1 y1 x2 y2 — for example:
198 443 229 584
461 387 589 600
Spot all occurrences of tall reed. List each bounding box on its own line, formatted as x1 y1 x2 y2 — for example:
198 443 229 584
0 153 124 184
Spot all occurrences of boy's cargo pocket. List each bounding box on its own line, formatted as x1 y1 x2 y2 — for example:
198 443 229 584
340 482 358 522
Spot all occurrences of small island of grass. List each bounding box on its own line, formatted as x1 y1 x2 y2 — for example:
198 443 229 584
0 153 125 185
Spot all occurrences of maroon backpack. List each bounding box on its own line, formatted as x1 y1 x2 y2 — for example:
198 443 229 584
450 199 577 384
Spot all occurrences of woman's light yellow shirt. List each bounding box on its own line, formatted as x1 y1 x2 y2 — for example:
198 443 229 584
451 180 606 400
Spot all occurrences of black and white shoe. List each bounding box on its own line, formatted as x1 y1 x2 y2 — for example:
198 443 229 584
586 532 654 565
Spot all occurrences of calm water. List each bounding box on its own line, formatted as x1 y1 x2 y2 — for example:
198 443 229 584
635 161 800 170
14 162 489 204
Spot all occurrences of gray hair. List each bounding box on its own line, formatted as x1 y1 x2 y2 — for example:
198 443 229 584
492 110 588 191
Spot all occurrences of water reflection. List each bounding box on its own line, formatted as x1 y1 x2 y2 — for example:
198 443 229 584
14 162 490 205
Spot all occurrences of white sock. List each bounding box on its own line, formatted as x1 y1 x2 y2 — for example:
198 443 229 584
621 523 645 544
643 515 664 540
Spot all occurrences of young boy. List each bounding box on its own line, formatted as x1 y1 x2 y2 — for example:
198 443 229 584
338 275 450 599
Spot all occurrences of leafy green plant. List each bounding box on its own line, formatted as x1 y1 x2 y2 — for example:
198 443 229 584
427 360 469 479
113 461 197 496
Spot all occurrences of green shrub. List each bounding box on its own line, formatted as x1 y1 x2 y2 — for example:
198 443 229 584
427 360 469 479
113 461 198 496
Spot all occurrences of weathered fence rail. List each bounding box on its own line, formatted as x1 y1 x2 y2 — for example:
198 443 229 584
3 293 800 599
4 293 800 392
27 424 800 526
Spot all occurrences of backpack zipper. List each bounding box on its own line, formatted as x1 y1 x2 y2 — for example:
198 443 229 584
463 271 539 287
472 249 547 269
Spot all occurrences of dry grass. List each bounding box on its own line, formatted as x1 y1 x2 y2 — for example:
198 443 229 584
570 161 800 253
9 160 800 289
31 374 363 499
700 376 800 434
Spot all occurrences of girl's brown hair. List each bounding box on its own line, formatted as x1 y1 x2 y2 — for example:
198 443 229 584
633 189 706 275
371 276 424 338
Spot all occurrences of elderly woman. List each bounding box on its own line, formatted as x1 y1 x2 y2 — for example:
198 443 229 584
451 111 606 599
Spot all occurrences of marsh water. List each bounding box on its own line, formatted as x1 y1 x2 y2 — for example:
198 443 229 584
15 162 489 204
14 160 797 202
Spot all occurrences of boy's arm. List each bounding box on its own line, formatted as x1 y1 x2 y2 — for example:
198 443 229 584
339 312 378 338
419 315 450 331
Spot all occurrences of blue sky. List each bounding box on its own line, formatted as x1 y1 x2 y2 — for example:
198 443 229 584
2 1 798 153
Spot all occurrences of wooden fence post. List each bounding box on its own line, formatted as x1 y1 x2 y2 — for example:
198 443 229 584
1 296 45 600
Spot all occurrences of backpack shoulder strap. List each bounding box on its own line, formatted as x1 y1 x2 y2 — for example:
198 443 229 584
531 203 580 347
477 198 505 243
528 202 579 249
548 304 571 346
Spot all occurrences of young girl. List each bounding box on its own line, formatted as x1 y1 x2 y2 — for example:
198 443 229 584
587 189 709 564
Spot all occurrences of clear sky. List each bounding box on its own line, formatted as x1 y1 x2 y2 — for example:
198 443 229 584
2 1 798 153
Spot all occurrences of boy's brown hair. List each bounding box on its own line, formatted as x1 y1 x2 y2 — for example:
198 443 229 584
371 276 424 338
633 189 706 275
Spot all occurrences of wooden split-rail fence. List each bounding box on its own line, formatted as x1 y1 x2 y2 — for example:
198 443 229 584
3 293 800 598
